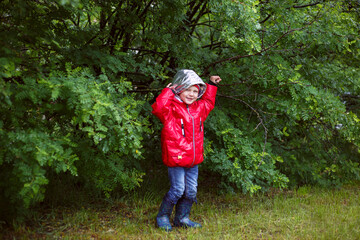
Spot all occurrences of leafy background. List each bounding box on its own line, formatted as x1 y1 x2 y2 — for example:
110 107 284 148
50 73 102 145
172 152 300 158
1 0 359 220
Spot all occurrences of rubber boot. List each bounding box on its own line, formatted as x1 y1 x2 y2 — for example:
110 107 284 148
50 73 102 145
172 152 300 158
174 197 202 228
156 197 174 232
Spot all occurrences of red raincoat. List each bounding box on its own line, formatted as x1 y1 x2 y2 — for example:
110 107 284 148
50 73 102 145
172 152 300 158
152 83 218 167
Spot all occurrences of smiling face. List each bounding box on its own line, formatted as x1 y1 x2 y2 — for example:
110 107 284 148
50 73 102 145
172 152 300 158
179 85 199 105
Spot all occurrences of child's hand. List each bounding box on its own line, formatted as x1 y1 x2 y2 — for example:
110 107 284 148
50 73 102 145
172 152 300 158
167 83 177 90
210 76 222 84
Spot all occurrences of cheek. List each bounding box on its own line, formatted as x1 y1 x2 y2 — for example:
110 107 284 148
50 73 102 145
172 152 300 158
179 92 188 101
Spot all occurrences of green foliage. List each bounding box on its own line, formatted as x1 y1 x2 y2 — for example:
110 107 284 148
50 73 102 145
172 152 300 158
0 66 148 218
1 0 360 220
203 108 289 193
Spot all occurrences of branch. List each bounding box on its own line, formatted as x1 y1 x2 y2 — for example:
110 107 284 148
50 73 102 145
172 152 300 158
139 0 154 19
84 5 120 46
293 2 322 9
201 41 224 49
260 13 272 24
342 94 360 99
121 47 167 58
259 1 321 24
218 94 268 164
189 2 209 36
201 29 292 76
128 88 162 93
202 9 321 76
189 20 216 28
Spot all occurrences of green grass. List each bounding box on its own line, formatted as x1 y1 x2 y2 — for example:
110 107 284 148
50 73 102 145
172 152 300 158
2 184 360 240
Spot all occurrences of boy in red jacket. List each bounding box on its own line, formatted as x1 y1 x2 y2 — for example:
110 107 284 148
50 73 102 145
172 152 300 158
152 69 221 231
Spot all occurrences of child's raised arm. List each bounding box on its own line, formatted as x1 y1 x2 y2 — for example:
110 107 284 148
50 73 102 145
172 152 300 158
151 83 176 124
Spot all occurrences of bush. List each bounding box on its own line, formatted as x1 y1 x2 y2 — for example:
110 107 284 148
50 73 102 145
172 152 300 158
0 67 148 219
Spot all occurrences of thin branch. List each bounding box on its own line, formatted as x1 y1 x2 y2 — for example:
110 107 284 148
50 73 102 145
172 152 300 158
121 47 167 58
84 3 121 46
293 2 322 8
202 9 321 76
201 41 223 49
218 94 268 164
139 0 154 19
269 45 310 53
189 2 209 36
188 20 216 27
260 13 272 24
342 94 360 99
128 88 162 93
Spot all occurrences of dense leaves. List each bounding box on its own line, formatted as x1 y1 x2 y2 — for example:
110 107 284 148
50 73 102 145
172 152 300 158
1 0 359 218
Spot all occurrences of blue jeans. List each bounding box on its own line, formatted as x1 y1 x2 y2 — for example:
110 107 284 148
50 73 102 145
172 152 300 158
164 165 199 204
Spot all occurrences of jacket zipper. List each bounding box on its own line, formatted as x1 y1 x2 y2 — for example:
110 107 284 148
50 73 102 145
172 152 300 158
200 117 202 132
181 119 185 137
187 105 196 167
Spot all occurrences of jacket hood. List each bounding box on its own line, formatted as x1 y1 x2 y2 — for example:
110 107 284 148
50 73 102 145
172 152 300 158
171 69 207 98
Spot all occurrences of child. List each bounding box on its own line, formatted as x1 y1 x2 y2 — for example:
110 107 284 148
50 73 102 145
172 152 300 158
152 69 221 231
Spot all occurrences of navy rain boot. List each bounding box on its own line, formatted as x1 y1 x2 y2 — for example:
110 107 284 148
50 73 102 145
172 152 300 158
156 197 174 232
174 197 202 228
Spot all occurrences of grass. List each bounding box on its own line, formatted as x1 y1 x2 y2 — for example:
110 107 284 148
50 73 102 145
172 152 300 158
1 183 360 239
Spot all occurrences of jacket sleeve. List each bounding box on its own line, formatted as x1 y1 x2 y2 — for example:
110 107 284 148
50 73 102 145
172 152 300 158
199 83 218 120
151 88 174 124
